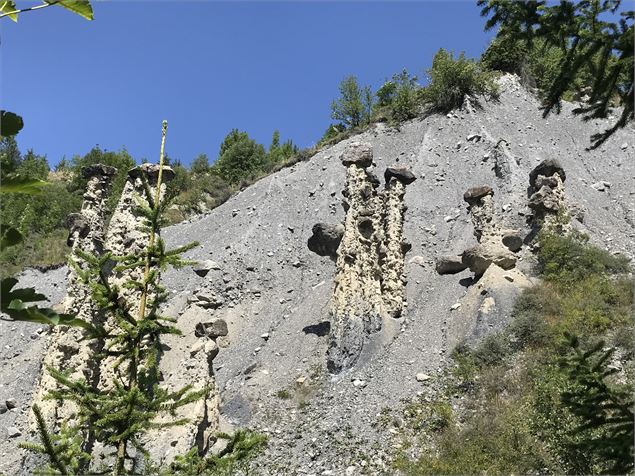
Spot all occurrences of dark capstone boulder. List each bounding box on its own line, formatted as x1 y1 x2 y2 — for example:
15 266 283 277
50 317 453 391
463 185 494 203
128 163 176 182
435 255 468 275
340 142 373 167
529 159 566 188
385 166 417 185
81 163 117 178
195 318 228 338
307 223 345 259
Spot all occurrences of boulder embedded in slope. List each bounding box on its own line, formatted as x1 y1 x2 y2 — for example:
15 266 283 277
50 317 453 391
307 223 345 259
435 255 468 275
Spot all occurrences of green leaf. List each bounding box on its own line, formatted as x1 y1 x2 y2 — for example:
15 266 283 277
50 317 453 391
0 225 23 249
0 1 17 21
51 0 93 20
0 277 99 333
2 277 47 304
0 110 24 137
1 175 48 194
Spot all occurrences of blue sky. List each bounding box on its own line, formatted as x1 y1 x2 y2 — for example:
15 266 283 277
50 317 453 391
2 1 495 167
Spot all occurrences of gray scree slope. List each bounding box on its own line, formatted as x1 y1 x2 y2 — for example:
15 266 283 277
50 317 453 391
1 75 633 474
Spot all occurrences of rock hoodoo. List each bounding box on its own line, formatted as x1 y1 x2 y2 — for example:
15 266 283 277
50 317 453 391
381 166 416 318
527 158 568 234
437 184 522 277
308 143 416 373
29 163 225 467
461 185 517 276
31 164 117 430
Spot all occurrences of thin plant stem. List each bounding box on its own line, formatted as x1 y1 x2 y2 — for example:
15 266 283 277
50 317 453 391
0 0 61 19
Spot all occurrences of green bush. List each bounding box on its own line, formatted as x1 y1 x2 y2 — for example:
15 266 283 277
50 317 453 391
0 229 70 278
397 397 552 475
422 49 498 113
190 153 210 175
472 332 512 367
399 232 634 474
174 173 232 215
214 129 267 185
538 232 631 286
481 34 527 75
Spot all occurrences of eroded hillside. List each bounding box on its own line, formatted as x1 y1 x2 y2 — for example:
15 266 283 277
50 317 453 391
1 75 633 474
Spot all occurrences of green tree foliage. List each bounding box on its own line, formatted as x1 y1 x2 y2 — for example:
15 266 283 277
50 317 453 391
482 35 572 95
69 146 135 214
0 110 24 137
330 75 374 129
159 430 267 475
375 69 422 123
1 148 79 239
318 123 346 146
214 129 266 185
560 335 634 474
0 136 22 177
422 49 497 113
478 0 634 149
266 130 298 167
190 153 210 175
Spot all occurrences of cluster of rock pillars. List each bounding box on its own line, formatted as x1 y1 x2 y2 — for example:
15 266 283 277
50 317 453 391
307 143 568 373
30 143 568 464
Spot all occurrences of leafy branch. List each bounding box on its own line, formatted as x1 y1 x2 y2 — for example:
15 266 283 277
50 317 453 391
0 0 93 21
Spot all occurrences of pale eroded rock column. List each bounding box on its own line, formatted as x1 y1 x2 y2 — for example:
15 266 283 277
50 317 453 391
381 166 416 318
327 143 385 373
461 186 517 276
31 164 117 429
527 159 568 235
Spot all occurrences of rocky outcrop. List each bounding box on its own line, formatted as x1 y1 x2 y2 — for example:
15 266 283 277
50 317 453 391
31 164 117 431
435 255 468 275
316 143 416 373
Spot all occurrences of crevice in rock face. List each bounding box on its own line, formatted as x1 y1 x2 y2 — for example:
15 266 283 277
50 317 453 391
30 164 117 441
307 143 415 374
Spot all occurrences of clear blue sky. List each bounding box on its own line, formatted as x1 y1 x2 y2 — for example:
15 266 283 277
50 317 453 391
2 1 495 167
